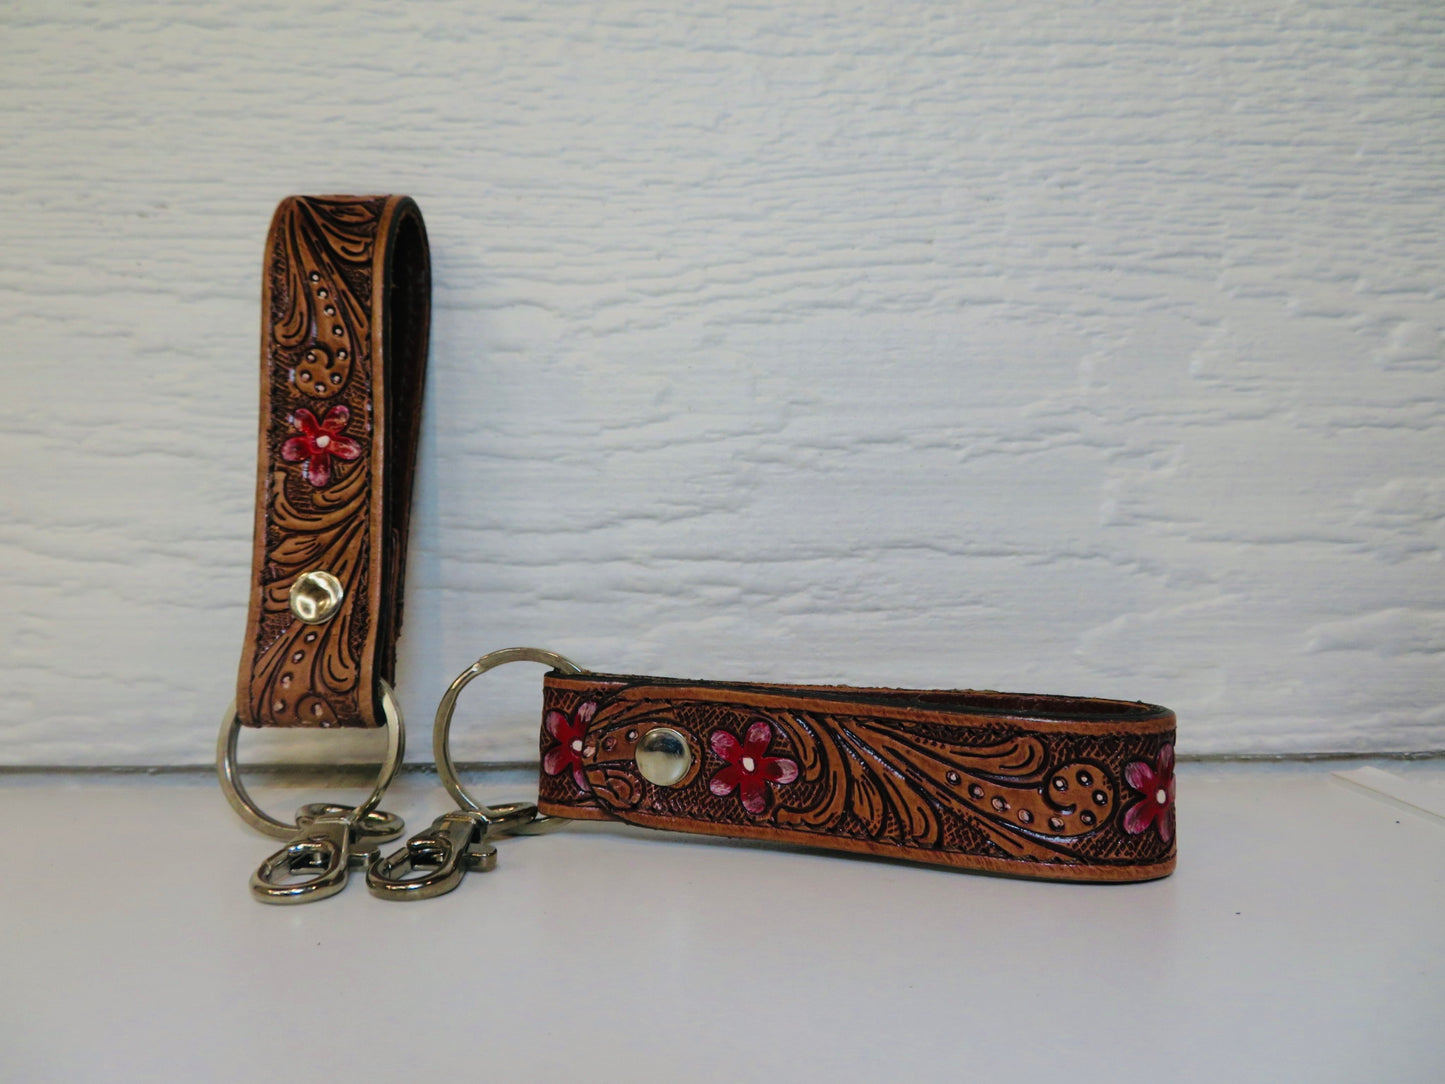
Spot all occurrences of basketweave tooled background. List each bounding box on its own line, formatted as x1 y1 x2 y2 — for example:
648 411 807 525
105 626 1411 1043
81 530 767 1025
1 1 1441 767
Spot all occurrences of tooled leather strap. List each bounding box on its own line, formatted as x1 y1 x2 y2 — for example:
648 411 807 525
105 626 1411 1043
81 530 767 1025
538 674 1176 882
236 195 430 728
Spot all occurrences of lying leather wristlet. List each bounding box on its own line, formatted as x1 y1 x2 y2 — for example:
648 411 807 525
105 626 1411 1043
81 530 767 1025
366 649 1177 900
537 671 1176 882
217 194 431 903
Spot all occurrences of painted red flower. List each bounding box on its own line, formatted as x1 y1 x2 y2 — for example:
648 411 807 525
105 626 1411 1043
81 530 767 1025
1123 743 1175 842
543 701 596 792
281 405 362 487
709 719 798 815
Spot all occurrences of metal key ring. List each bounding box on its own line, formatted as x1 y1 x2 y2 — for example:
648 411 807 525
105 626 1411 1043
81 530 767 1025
434 647 583 832
217 681 406 840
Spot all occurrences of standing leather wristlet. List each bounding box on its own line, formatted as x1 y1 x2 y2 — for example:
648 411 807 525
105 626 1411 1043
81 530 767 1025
366 649 1176 900
217 195 430 903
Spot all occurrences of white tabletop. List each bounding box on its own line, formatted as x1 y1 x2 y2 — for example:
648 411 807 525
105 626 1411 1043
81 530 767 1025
2 762 1442 1083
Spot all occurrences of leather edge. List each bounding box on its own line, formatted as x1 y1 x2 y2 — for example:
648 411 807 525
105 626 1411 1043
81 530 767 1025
544 673 1177 736
235 198 294 728
357 195 404 726
538 799 1177 883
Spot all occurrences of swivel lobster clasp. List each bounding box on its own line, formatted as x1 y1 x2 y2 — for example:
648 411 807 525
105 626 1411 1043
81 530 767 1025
366 802 540 901
250 803 406 905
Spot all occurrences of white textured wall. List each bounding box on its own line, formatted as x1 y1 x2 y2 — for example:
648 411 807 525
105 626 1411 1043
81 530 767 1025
2 0 1442 766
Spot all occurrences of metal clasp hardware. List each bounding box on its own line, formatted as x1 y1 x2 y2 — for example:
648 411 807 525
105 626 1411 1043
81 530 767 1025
250 803 406 905
366 801 542 901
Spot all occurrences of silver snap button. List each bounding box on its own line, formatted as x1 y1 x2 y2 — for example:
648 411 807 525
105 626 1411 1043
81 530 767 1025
635 727 693 787
289 570 344 624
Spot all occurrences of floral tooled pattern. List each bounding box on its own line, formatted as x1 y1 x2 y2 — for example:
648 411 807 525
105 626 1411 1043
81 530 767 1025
281 405 363 487
1122 743 1175 842
245 196 389 728
709 719 799 814
536 683 1177 874
543 701 597 791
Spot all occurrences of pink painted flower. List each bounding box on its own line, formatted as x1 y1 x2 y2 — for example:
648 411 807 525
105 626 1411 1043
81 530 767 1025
1123 743 1175 842
543 701 596 792
281 405 362 487
709 719 798 815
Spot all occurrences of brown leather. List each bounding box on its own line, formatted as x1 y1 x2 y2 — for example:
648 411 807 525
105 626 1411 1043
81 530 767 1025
538 673 1176 881
236 195 430 728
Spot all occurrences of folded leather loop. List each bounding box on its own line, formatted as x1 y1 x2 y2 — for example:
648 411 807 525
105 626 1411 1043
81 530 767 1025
538 674 1176 882
236 195 430 728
